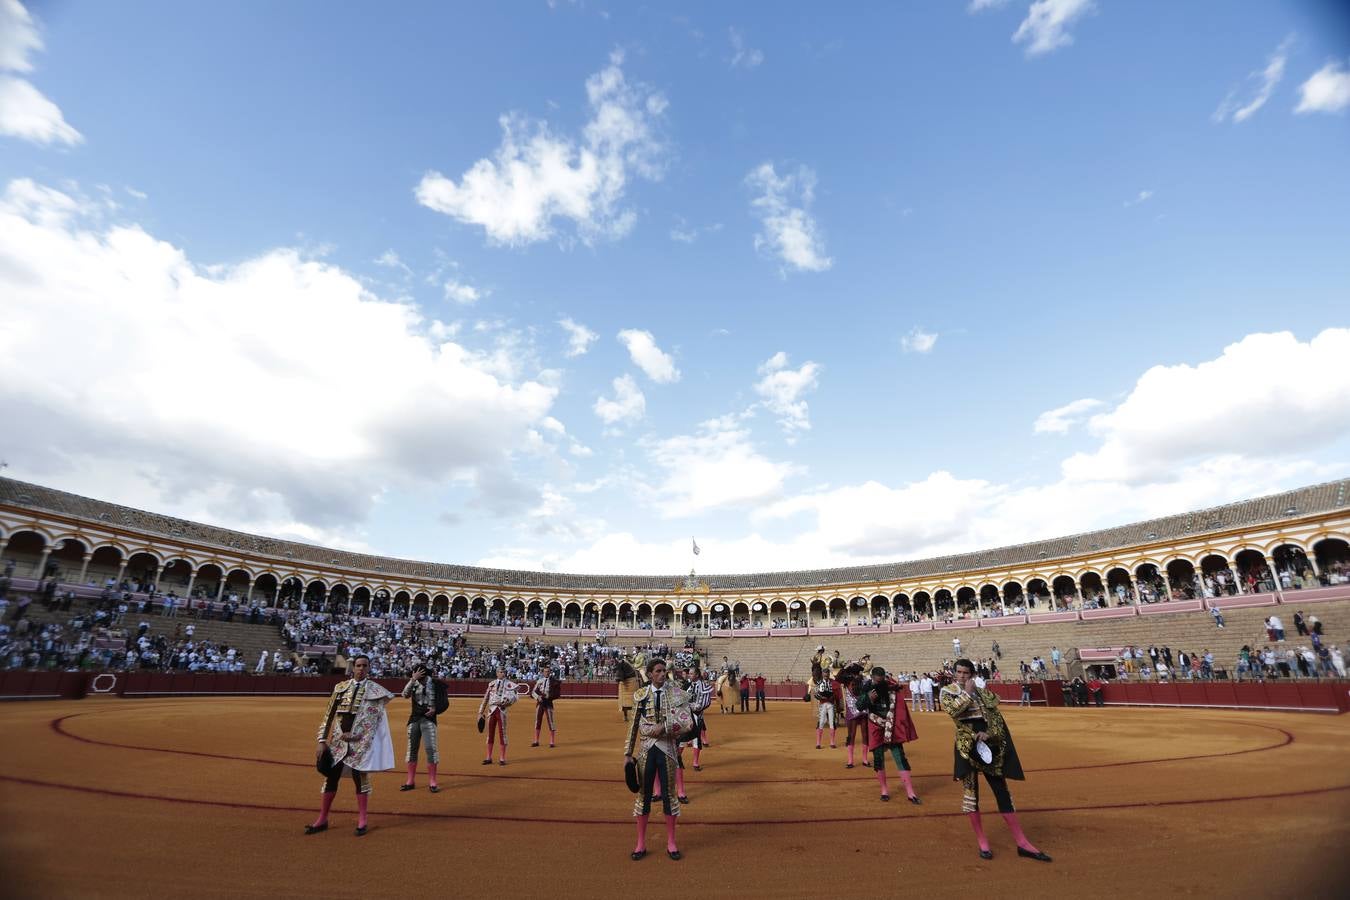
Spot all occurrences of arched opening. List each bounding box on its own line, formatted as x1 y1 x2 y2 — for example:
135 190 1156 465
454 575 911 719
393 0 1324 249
681 601 703 629
579 602 597 628
372 588 392 616
848 596 867 625
912 590 932 620
748 600 767 627
159 558 193 593
979 583 1001 616
470 596 487 622
1164 559 1198 600
1050 575 1077 609
933 589 955 621
807 598 828 627
636 603 654 627
47 537 86 581
1233 548 1275 593
527 600 544 626
329 584 350 614
731 601 750 628
486 597 503 624
252 573 280 605
433 594 450 617
1199 554 1238 597
452 595 469 620
87 545 125 586
1 530 48 578
413 591 431 618
617 602 634 628
351 586 372 615
827 597 847 625
1133 563 1167 603
653 602 673 628
1105 567 1133 605
306 580 330 611
600 602 617 628
1312 538 1349 584
1270 543 1314 589
507 598 526 625
545 601 563 627
1024 578 1049 610
195 563 224 600
278 576 306 607
892 593 912 623
769 600 788 628
563 601 582 628
870 594 889 623
1078 572 1105 607
787 599 806 627
956 586 977 618
1002 581 1024 612
223 568 251 602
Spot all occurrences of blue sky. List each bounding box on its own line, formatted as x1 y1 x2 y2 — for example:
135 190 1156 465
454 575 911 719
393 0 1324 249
2 0 1348 575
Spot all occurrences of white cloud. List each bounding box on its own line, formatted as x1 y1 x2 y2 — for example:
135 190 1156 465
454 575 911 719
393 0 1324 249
374 249 411 276
669 217 723 243
415 50 668 245
645 421 803 518
1213 36 1294 124
1033 397 1102 434
968 0 1010 12
1062 329 1350 484
0 2 81 146
900 327 938 354
618 328 680 383
746 162 832 274
1012 0 1094 57
729 28 764 69
593 373 646 424
754 351 821 437
443 278 482 304
558 317 598 357
1123 189 1154 207
0 178 559 538
1295 60 1350 115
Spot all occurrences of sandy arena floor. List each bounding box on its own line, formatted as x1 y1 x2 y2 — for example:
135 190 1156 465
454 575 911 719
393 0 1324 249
1 696 1347 898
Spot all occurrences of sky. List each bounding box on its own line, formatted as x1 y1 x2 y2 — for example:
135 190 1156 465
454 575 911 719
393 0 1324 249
2 0 1349 577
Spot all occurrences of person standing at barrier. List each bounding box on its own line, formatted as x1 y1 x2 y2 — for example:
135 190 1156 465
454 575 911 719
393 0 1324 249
478 666 518 766
919 672 935 712
624 658 693 861
859 666 920 803
753 672 766 711
531 661 560 748
738 673 750 712
400 663 448 792
306 655 395 837
940 658 1050 862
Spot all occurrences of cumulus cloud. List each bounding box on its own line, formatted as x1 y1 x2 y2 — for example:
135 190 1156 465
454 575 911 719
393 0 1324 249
0 2 81 146
1295 60 1350 115
754 351 821 438
644 420 803 518
729 28 764 69
0 178 559 540
593 373 645 424
558 317 598 357
1213 35 1294 124
968 0 1010 11
746 162 832 274
618 328 680 383
900 327 938 354
1062 329 1350 484
1012 0 1094 57
415 50 668 245
1033 397 1102 434
443 278 482 304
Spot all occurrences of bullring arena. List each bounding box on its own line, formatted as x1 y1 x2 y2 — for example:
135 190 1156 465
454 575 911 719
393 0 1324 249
2 476 1349 897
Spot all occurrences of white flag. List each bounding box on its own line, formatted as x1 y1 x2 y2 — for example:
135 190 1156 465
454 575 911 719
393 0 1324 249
692 537 701 555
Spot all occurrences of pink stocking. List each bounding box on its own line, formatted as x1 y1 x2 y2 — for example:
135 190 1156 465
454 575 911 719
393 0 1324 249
356 792 369 829
847 744 855 765
875 768 889 798
692 747 701 767
634 814 649 853
830 728 837 748
675 767 686 798
427 762 438 788
969 812 990 852
1001 812 1040 853
899 770 916 800
815 728 823 747
404 761 416 786
312 791 335 827
664 814 679 853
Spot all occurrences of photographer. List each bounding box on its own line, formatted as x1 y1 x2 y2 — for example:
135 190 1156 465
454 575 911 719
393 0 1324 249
400 662 448 792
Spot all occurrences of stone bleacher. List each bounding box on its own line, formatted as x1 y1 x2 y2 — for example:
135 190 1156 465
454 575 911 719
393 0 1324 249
698 599 1350 682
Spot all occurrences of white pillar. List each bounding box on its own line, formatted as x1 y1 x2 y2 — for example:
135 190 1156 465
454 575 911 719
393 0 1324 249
77 553 90 585
34 548 51 579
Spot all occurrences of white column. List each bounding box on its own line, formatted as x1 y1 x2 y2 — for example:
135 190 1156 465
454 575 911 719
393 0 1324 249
34 548 51 579
215 578 226 600
77 553 91 585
